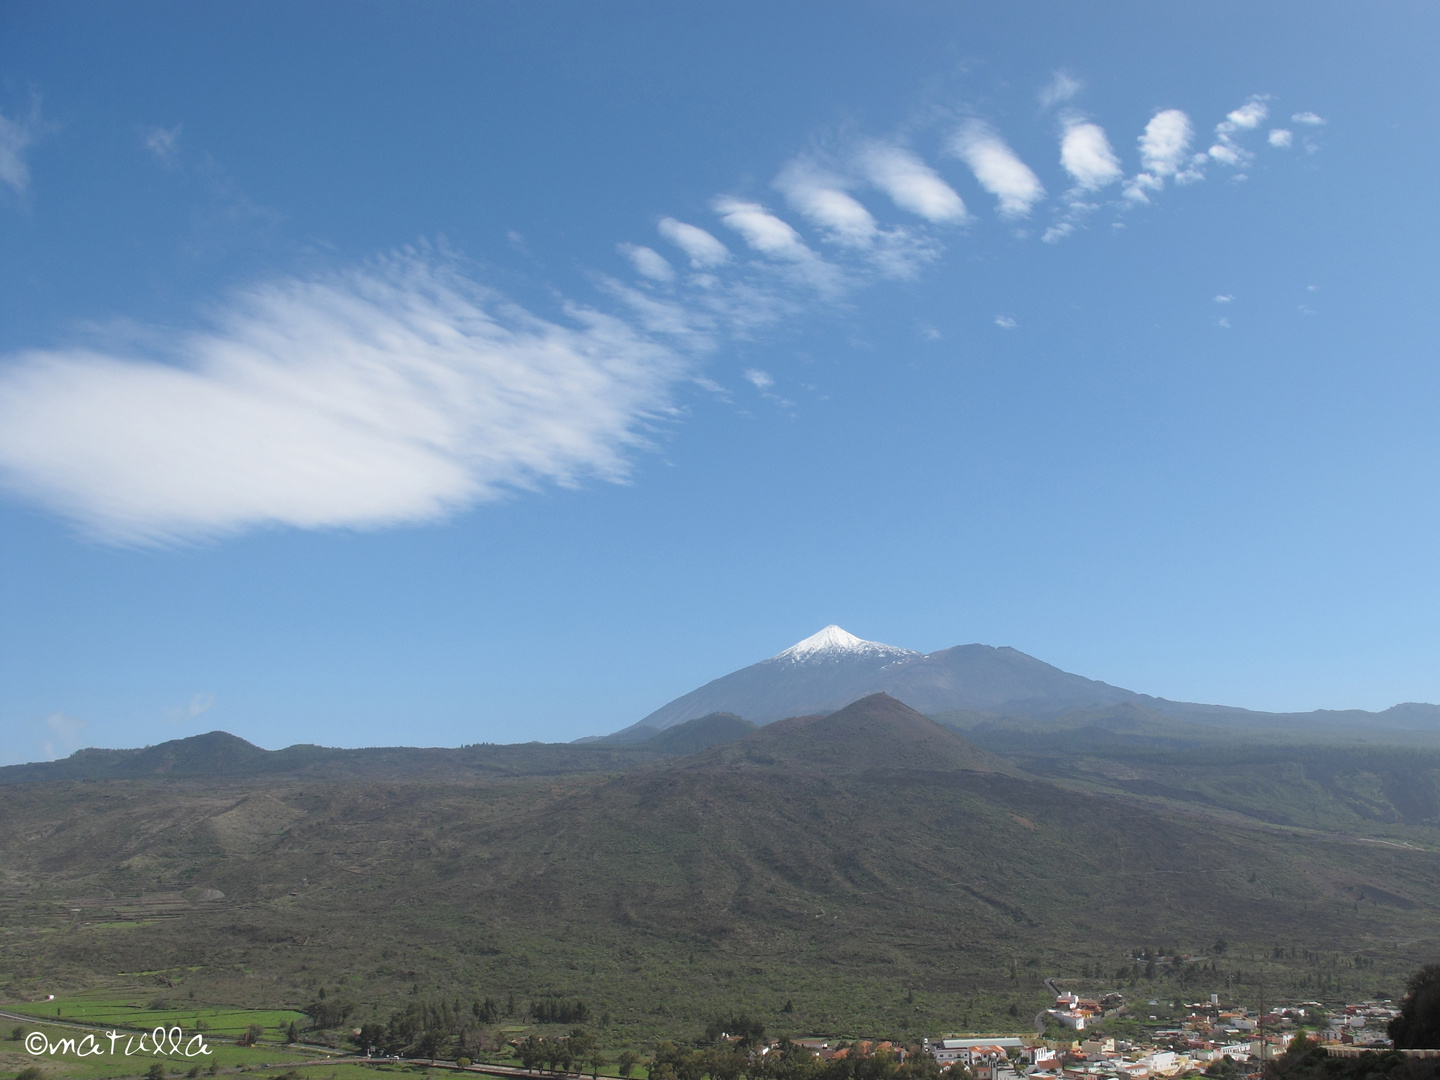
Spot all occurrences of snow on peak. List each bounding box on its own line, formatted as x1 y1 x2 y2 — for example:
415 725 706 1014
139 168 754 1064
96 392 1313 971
773 625 918 663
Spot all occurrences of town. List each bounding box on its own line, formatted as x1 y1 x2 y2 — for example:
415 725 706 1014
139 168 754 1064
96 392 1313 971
710 992 1407 1080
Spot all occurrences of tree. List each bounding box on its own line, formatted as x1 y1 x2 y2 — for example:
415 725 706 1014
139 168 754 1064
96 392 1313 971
1390 964 1440 1049
239 1024 264 1046
286 1021 299 1044
518 1035 546 1072
617 1050 639 1077
587 1044 607 1079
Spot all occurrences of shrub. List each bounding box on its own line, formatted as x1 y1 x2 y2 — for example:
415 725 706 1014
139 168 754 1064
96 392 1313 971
18 1067 44 1080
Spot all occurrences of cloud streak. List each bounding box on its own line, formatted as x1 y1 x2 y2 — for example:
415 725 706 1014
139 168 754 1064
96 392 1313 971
856 143 968 224
657 217 730 267
947 121 1046 219
0 103 40 197
0 252 690 544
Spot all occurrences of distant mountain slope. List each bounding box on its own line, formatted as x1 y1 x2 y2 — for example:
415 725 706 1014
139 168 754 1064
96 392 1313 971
631 625 923 731
621 624 1440 745
0 730 675 784
590 712 758 753
626 625 1134 733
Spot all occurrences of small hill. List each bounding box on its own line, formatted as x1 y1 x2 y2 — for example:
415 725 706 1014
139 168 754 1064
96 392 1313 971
706 693 1012 774
645 712 756 754
0 730 278 782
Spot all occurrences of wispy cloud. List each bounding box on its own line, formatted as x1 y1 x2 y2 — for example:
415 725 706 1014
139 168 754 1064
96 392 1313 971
772 157 936 278
1123 108 1199 202
947 120 1045 219
1038 71 1083 110
1291 112 1326 126
1 75 1319 544
713 198 811 261
657 217 730 267
170 692 216 722
0 101 41 198
774 160 877 246
618 242 675 282
1215 294 1233 303
1209 96 1268 168
1058 116 1123 191
712 197 846 296
855 142 968 224
1268 129 1293 149
0 251 691 544
144 124 183 166
40 712 87 760
1041 116 1119 243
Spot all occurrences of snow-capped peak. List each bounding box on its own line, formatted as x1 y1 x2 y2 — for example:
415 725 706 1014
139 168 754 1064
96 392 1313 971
772 625 918 663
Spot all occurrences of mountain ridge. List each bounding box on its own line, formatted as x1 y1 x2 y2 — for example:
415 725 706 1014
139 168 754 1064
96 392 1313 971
616 625 1440 743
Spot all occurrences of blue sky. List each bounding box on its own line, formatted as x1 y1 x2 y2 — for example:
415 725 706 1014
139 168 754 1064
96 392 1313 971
2 2 1438 762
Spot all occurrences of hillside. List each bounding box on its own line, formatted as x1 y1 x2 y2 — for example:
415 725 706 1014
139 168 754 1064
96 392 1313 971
3 697 1438 1043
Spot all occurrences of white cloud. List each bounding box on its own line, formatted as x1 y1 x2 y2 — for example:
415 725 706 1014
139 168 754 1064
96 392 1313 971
1209 96 1269 169
41 712 87 760
170 692 216 722
773 161 877 246
1059 117 1122 191
1041 223 1074 244
1123 109 1196 202
744 368 774 390
657 217 730 267
144 124 182 166
855 142 968 224
947 121 1046 218
1218 317 1231 329
1208 143 1243 166
1221 99 1268 132
712 197 848 297
1214 294 1233 303
0 105 37 197
1039 71 1083 110
1268 129 1293 149
712 198 811 260
617 242 675 282
772 158 937 279
1138 109 1194 177
994 315 1017 329
0 252 690 544
1292 112 1326 125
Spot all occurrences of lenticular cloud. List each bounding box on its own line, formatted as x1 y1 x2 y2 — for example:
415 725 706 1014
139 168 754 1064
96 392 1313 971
0 253 687 544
